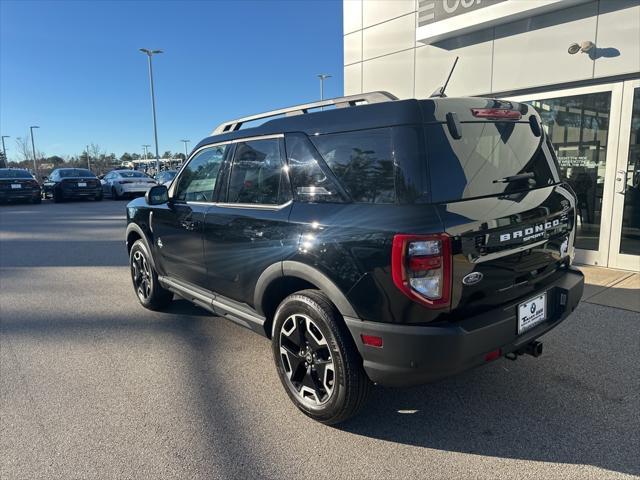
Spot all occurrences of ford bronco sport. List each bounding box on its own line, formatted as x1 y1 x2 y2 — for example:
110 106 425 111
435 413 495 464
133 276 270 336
125 92 584 424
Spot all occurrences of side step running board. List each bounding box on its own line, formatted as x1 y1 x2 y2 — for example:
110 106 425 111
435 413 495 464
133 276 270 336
158 276 268 337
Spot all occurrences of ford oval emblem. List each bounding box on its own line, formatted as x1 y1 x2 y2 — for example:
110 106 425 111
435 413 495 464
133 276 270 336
462 272 483 286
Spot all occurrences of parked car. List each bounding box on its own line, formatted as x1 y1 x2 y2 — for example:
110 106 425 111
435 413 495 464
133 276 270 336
101 170 157 200
125 92 584 424
155 169 178 187
42 168 102 202
0 168 41 204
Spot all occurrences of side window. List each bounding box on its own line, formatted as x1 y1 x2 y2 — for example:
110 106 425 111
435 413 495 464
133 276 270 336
226 138 289 205
310 128 396 204
285 134 344 203
175 144 227 202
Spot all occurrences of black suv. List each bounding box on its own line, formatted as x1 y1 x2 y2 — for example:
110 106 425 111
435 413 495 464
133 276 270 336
125 92 584 424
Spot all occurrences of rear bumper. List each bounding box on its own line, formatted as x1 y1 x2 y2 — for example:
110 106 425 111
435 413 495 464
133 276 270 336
120 184 153 194
61 187 101 198
0 189 41 201
344 268 584 387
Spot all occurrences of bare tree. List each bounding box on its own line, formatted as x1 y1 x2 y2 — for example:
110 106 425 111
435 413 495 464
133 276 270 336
87 143 109 174
15 136 32 163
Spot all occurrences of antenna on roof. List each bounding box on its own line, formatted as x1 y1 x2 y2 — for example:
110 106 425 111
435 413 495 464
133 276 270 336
430 56 459 98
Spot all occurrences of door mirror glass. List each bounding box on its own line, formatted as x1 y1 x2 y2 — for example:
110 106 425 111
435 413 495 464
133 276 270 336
146 185 169 205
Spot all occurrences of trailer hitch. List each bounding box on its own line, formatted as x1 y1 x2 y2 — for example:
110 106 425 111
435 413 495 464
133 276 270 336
505 340 543 361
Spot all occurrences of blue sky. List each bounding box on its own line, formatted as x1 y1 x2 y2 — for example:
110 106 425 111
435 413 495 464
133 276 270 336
0 0 344 160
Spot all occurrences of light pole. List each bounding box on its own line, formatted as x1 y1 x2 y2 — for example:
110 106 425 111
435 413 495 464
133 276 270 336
29 126 39 176
180 139 190 162
86 145 91 170
1 135 9 167
139 48 163 173
142 144 150 161
317 73 332 101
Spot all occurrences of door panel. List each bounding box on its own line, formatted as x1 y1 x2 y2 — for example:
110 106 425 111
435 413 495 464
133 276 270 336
203 136 293 306
509 83 624 267
154 143 230 285
152 203 208 285
608 80 640 271
203 204 293 305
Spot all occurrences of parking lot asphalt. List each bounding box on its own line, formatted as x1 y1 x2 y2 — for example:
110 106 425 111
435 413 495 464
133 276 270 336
1 199 639 480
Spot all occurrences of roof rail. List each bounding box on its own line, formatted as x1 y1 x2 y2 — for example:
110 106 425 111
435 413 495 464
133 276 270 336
211 91 398 135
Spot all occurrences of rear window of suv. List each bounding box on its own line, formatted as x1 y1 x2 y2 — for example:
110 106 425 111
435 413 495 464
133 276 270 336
310 128 395 204
426 122 560 203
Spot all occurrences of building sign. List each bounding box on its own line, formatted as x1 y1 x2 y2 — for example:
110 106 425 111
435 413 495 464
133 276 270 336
418 0 506 28
416 0 590 44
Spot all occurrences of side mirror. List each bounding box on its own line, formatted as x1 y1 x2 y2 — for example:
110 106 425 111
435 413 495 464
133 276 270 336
41 176 48 181
98 174 104 180
145 184 169 205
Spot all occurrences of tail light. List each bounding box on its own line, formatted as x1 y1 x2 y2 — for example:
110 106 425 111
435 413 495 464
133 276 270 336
471 108 522 120
392 234 452 308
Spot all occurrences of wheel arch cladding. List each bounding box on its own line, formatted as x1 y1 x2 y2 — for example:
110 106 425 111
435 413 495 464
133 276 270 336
255 261 359 338
125 224 158 270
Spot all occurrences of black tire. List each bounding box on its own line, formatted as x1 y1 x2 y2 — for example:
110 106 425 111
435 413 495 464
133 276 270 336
272 289 371 425
129 239 173 310
111 187 121 200
53 188 64 203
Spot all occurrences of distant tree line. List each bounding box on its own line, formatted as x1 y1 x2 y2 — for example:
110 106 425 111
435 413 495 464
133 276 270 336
4 138 186 176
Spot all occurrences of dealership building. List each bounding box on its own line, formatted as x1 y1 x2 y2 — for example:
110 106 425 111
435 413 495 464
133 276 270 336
343 0 640 272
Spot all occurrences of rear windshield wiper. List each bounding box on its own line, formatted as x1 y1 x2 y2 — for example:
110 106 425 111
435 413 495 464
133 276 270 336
493 172 535 184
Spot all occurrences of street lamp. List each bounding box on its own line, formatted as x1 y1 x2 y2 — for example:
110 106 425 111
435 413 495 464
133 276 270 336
317 73 332 101
139 48 163 173
29 126 39 176
142 144 150 161
180 139 190 161
1 135 9 167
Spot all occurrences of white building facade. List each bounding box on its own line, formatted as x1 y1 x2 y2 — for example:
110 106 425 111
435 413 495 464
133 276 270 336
344 0 640 271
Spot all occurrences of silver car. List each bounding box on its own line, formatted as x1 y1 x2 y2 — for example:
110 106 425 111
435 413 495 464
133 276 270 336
154 169 178 187
101 170 157 200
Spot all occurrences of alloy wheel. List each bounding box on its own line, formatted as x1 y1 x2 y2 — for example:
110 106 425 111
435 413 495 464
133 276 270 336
278 313 335 406
131 250 152 301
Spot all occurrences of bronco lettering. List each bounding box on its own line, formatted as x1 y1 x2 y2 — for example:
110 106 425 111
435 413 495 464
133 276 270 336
499 218 563 242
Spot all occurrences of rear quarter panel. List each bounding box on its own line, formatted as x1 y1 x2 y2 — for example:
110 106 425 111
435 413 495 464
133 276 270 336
287 202 444 324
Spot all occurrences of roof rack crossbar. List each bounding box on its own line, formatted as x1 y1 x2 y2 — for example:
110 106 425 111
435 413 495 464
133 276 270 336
211 91 397 135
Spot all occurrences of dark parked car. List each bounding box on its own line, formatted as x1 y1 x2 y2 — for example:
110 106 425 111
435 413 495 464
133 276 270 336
125 92 584 424
43 168 102 202
0 168 41 204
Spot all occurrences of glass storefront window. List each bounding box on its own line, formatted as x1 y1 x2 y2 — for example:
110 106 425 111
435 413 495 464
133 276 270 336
619 88 640 256
529 92 612 251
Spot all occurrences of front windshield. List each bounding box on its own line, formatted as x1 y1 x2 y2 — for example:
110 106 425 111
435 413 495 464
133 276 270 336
58 169 95 178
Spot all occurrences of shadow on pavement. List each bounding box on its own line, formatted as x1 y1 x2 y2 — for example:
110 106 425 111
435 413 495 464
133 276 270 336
1 300 268 478
3 300 638 477
339 313 639 477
